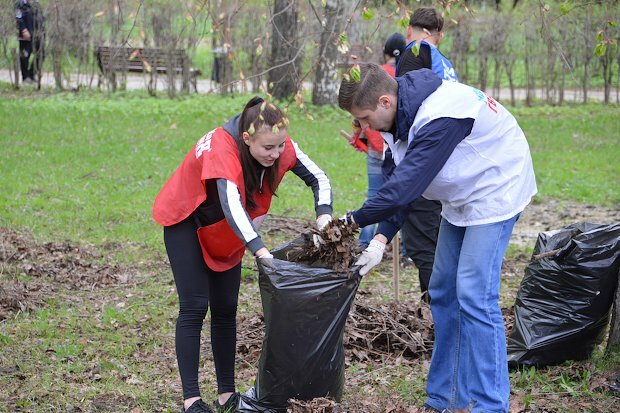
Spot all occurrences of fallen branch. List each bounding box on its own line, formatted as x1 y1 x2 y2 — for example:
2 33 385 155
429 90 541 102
532 248 562 261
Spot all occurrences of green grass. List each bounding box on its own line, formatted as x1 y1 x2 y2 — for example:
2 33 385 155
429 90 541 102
0 88 363 253
512 104 620 204
1 88 617 252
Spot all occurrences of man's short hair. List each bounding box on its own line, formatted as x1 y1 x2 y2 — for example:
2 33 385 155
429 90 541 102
338 63 398 112
409 7 444 33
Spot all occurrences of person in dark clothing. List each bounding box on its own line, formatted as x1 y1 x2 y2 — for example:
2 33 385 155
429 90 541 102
395 7 459 301
153 97 333 413
15 0 44 84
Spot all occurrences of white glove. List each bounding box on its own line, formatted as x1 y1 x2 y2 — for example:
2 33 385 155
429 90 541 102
354 239 385 276
313 214 332 247
316 214 332 230
312 234 324 248
258 252 273 259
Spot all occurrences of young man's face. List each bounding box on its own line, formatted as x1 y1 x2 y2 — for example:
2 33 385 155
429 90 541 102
350 96 396 132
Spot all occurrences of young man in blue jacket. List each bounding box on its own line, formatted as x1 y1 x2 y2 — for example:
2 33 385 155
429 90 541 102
339 64 536 413
397 7 458 81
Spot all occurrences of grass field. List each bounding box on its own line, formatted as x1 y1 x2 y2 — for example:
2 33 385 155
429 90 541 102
0 87 619 412
1 88 617 250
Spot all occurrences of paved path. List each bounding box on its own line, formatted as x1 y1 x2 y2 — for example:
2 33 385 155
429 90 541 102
1 69 611 103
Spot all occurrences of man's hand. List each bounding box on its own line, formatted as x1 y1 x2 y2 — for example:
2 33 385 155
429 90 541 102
354 239 386 276
312 214 332 247
21 29 31 41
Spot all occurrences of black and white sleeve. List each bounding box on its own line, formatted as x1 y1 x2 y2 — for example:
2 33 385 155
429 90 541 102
216 178 266 254
289 140 333 217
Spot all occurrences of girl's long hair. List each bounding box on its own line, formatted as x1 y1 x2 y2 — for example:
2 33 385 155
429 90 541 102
238 96 287 211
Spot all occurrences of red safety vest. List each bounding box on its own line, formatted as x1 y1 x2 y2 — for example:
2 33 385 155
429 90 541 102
153 127 297 271
381 63 396 78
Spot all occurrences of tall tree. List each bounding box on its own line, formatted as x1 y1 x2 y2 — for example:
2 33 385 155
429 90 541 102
312 0 346 106
268 0 301 99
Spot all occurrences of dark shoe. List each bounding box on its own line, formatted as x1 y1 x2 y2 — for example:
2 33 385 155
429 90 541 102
401 256 415 267
183 399 214 413
214 392 240 413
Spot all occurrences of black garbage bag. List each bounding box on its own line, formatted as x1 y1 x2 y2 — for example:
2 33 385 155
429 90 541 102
507 222 620 367
237 236 361 412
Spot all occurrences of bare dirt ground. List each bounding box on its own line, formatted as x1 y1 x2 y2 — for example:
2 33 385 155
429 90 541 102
1 198 619 412
510 199 620 248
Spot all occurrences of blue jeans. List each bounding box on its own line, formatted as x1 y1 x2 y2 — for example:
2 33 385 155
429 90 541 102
359 156 385 248
425 214 519 413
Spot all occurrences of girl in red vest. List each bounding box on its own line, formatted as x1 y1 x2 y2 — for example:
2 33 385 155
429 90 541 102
153 97 333 413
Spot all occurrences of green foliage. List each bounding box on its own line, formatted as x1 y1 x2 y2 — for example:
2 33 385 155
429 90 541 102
350 65 361 82
362 7 375 21
410 42 420 57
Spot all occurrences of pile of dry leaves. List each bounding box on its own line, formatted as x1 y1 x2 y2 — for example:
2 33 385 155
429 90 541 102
345 299 435 362
0 228 133 320
281 219 361 274
288 397 338 413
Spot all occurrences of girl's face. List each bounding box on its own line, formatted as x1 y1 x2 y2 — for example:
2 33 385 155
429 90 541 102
242 126 287 167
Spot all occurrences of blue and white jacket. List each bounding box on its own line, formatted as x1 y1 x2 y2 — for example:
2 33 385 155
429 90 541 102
352 69 537 240
397 41 458 82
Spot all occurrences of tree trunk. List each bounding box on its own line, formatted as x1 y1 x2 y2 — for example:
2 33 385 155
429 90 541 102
268 0 300 100
251 47 262 93
545 34 555 104
582 6 592 103
108 0 120 92
601 45 614 104
479 57 488 92
504 57 516 107
559 67 565 106
12 47 20 88
52 49 62 90
216 10 233 96
166 49 176 99
312 0 346 106
493 57 501 98
524 23 535 107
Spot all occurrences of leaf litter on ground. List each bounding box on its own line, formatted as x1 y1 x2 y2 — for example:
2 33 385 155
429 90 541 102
0 227 135 320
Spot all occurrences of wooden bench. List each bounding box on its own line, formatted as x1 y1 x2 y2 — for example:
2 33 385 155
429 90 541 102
95 46 201 90
336 43 383 68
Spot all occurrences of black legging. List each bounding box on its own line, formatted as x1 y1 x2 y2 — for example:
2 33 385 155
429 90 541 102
164 215 241 399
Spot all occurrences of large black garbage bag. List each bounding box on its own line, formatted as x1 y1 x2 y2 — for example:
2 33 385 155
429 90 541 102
507 222 620 367
238 236 361 412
